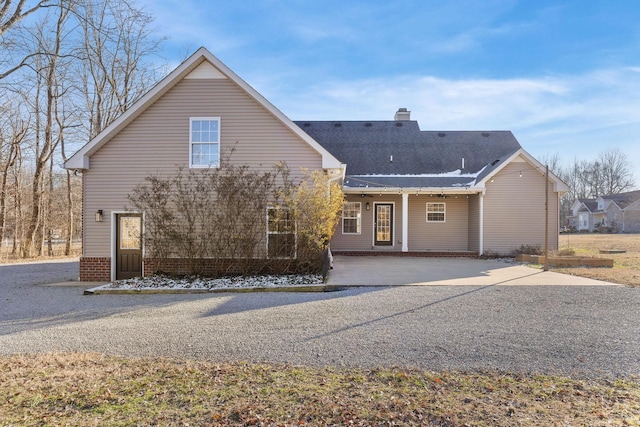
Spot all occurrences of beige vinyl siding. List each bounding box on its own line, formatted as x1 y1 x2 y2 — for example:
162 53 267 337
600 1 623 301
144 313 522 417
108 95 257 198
482 159 559 255
407 195 468 251
604 204 621 229
467 194 480 252
620 202 640 232
331 194 403 251
83 78 323 257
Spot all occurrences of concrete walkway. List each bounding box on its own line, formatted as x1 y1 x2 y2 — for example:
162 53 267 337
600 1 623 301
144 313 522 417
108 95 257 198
326 256 622 287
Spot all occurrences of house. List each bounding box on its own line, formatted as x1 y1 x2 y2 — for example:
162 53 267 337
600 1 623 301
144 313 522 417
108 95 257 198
296 117 568 255
569 190 640 232
65 47 569 281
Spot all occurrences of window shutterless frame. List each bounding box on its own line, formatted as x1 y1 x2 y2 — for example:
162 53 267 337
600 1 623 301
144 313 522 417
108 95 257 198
342 202 361 234
426 202 446 222
189 117 220 168
266 207 297 259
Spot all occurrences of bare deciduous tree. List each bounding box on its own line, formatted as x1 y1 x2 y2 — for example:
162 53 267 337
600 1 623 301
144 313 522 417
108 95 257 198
596 147 636 196
74 0 164 138
21 3 69 256
0 101 28 246
0 0 55 80
0 0 164 259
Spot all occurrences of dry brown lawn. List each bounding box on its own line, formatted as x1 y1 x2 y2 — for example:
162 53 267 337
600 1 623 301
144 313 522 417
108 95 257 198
0 242 81 264
556 233 640 287
1 353 638 426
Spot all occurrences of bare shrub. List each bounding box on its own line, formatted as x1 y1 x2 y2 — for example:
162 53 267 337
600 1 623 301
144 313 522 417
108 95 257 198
128 157 344 276
514 244 543 255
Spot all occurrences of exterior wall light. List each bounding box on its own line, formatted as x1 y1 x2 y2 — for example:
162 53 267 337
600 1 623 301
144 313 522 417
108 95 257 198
95 210 103 222
366 202 370 211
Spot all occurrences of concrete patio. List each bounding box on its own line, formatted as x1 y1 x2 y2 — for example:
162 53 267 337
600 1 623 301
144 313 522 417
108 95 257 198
326 256 621 287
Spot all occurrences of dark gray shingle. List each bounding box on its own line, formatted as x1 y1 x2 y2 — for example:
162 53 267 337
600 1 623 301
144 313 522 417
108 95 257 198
296 120 522 188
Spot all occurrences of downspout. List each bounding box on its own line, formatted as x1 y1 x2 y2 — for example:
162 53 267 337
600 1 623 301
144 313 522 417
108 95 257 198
325 164 346 191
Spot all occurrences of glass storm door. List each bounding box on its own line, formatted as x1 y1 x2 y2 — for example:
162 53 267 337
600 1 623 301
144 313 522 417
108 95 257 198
116 214 142 280
374 204 393 246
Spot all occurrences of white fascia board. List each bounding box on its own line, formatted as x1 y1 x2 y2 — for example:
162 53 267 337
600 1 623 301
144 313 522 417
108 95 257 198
65 49 209 170
570 200 585 214
198 51 343 170
343 186 483 195
64 47 343 171
475 148 570 193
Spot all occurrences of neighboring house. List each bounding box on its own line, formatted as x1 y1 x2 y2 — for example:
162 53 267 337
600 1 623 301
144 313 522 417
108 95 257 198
65 47 569 281
569 199 602 231
569 190 640 232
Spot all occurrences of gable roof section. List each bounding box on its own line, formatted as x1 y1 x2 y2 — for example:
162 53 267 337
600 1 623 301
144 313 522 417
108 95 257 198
577 199 598 212
601 190 640 209
474 148 569 193
65 47 342 170
296 120 568 193
624 199 640 211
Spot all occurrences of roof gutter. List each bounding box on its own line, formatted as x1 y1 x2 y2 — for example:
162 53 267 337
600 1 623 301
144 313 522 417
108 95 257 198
344 186 483 195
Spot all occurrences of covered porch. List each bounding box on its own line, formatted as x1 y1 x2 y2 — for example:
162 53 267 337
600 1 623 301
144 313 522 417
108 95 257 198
331 186 486 255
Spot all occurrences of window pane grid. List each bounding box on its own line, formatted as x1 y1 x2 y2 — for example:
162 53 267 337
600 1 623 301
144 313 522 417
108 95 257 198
342 202 361 234
427 203 446 222
267 207 296 258
377 205 391 241
190 118 220 167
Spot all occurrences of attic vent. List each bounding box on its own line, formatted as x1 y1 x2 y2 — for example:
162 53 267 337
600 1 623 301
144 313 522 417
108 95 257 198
334 123 342 127
438 132 446 137
303 123 311 127
395 122 403 127
482 132 490 137
365 123 372 127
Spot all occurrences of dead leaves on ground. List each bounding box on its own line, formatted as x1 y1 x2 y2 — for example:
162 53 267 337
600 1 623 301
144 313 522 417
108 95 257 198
0 353 638 426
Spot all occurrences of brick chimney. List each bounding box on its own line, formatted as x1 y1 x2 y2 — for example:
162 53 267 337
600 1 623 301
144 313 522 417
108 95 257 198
394 107 411 121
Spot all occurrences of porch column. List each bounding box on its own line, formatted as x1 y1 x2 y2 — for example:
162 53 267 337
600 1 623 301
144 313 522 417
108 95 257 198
402 193 409 252
479 193 484 255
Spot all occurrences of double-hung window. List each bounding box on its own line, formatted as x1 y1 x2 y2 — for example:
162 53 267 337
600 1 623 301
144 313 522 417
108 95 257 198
427 202 446 222
267 207 296 259
342 202 361 234
190 117 220 168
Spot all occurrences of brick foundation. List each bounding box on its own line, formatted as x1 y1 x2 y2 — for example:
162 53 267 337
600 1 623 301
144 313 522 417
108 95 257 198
79 257 111 281
144 257 320 277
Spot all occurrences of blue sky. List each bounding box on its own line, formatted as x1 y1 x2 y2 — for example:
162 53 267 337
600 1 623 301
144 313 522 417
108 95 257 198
148 0 640 180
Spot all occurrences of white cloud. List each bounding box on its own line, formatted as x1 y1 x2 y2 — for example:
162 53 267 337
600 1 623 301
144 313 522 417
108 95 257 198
258 66 640 178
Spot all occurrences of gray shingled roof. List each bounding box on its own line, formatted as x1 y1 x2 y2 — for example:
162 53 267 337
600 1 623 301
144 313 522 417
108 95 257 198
578 199 598 212
602 190 640 209
295 120 521 189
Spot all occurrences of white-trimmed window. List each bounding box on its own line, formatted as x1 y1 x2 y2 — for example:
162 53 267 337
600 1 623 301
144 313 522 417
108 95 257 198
342 202 361 234
427 202 446 222
267 207 296 259
190 117 220 168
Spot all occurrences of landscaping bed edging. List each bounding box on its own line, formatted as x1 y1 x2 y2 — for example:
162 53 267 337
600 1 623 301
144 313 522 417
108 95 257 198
515 254 614 268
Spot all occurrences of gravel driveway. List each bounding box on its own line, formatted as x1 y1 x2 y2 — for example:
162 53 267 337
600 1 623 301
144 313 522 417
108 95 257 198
1 259 638 378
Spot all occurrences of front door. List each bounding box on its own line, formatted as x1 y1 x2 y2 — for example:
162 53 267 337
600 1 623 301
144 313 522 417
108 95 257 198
116 214 142 280
374 203 393 246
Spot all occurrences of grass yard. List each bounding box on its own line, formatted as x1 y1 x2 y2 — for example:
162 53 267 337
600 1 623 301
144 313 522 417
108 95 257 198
557 233 640 287
1 353 638 426
0 242 81 264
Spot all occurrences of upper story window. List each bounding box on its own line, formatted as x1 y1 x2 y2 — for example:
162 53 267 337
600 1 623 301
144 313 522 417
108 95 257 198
190 118 220 168
342 202 361 234
427 202 445 222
